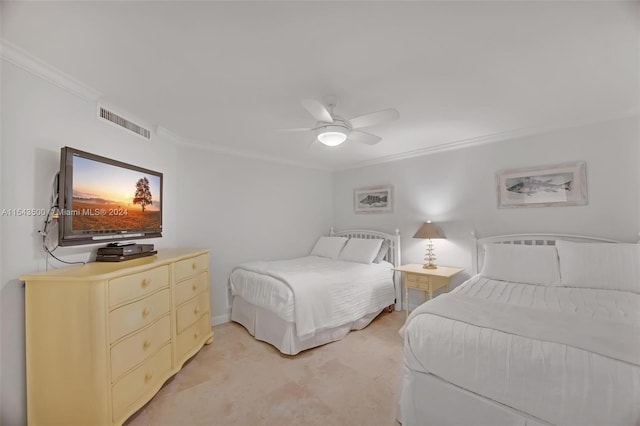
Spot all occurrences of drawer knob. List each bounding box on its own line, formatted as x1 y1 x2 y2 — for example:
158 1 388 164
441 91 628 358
142 340 151 350
192 283 198 291
194 306 200 315
144 372 153 383
191 262 197 270
194 331 200 339
142 307 151 319
141 278 150 289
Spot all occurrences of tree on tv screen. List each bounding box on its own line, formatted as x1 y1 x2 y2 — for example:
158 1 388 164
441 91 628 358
133 177 153 212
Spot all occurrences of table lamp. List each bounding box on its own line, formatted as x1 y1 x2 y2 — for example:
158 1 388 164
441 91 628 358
413 221 446 269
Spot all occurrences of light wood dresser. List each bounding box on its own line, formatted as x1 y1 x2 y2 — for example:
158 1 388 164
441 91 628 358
20 249 214 426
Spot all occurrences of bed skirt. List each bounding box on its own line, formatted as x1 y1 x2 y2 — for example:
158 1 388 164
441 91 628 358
398 366 552 426
231 296 381 355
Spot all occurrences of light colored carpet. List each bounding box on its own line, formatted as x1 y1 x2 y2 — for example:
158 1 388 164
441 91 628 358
126 311 405 426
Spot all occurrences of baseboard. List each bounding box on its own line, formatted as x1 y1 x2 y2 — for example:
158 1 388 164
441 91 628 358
211 311 231 326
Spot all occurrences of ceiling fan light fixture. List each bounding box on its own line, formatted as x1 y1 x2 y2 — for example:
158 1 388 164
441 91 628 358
316 125 348 146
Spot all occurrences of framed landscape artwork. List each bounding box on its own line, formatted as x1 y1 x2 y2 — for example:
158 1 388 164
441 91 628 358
496 161 587 208
354 186 393 213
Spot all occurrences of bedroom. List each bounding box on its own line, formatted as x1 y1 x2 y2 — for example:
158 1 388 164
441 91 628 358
1 1 638 425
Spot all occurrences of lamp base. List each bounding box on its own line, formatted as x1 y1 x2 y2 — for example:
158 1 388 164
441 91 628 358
423 239 438 269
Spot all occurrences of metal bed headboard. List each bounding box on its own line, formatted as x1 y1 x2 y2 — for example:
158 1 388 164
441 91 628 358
330 227 402 311
471 232 623 274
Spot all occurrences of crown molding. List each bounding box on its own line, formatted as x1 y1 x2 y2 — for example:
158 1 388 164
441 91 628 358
0 42 327 172
336 111 640 172
157 126 332 172
1 39 102 102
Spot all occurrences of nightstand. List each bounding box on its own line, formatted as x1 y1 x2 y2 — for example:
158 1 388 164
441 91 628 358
393 264 464 316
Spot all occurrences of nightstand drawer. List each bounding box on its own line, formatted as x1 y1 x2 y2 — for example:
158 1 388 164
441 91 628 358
406 273 430 284
429 275 450 290
407 280 430 292
406 273 450 291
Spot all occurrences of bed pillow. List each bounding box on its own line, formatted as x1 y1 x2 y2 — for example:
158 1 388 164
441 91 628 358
309 236 348 259
339 238 384 264
373 240 391 263
556 240 640 293
480 243 561 285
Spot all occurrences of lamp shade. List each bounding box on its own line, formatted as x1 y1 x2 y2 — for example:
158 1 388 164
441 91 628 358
413 221 446 239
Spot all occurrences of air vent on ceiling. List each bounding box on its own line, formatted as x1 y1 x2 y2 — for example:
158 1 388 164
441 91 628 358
98 107 151 139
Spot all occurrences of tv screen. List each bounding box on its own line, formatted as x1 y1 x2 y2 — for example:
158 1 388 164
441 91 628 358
58 147 163 246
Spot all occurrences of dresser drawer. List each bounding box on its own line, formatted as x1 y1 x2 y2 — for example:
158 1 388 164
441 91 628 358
174 271 208 306
176 291 209 334
110 289 170 343
110 315 171 382
174 254 208 282
112 343 172 423
176 313 211 362
109 265 169 307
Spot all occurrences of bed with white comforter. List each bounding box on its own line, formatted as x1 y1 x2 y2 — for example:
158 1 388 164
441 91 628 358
231 256 395 337
230 229 400 355
399 235 640 426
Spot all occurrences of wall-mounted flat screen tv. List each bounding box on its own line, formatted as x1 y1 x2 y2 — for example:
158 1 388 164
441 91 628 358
58 147 163 246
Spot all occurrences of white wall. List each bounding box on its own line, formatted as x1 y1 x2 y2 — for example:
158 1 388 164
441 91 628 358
0 62 179 425
333 116 640 305
175 146 333 324
0 51 4 426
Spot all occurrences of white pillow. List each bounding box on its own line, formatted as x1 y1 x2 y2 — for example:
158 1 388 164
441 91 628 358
338 238 384 264
373 240 390 263
556 240 640 293
310 236 348 259
480 243 561 286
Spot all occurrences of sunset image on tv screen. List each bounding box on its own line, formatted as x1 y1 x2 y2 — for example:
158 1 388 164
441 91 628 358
70 156 161 232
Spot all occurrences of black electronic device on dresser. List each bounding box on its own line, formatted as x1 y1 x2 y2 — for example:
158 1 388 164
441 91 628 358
96 243 156 262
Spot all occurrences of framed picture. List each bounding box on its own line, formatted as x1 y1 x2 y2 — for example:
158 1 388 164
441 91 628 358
354 186 393 213
496 161 587 208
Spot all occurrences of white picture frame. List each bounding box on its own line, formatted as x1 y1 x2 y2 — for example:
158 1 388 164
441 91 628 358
496 161 587 208
354 186 393 213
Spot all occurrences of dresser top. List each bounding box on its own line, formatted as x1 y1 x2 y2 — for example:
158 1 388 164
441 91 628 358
20 248 209 282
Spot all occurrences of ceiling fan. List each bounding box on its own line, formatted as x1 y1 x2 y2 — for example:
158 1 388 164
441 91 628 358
282 97 399 147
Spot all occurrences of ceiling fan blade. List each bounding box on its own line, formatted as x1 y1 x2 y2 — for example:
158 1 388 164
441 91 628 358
301 99 333 123
349 108 399 129
278 127 313 132
307 138 317 150
348 130 382 145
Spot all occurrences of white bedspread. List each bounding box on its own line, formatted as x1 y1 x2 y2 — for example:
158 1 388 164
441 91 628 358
403 275 640 426
230 256 395 338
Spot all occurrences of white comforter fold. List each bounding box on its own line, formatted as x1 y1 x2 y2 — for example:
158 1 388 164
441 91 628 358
231 256 394 338
406 292 640 366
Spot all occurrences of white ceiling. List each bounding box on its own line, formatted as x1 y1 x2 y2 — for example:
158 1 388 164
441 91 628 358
2 1 638 170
